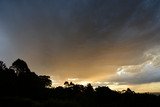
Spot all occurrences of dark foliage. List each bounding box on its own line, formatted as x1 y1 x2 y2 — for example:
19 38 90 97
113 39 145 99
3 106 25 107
0 59 51 99
0 59 160 107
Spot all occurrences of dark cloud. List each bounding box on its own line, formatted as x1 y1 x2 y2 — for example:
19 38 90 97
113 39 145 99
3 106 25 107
0 0 160 85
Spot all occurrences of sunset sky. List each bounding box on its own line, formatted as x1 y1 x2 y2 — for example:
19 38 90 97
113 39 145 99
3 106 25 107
1 0 160 92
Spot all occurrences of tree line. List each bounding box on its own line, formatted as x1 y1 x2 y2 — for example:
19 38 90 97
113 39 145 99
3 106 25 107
0 59 159 107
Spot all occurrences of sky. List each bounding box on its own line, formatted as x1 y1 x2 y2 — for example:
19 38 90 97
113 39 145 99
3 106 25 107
1 0 160 92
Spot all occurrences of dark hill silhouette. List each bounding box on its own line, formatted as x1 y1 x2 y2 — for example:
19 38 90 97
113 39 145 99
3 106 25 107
0 59 159 107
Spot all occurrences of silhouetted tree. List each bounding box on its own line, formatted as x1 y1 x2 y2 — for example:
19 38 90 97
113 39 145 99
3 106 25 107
39 75 52 88
69 82 74 87
95 86 112 94
125 88 135 94
84 83 94 96
64 81 70 87
10 59 30 75
0 61 17 96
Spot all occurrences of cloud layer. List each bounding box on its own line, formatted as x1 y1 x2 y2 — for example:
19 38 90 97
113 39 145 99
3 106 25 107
1 0 160 90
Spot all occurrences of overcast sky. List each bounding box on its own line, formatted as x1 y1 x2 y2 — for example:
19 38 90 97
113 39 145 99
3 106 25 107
1 0 160 92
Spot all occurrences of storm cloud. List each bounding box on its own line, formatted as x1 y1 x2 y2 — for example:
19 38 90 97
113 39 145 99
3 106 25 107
1 0 160 90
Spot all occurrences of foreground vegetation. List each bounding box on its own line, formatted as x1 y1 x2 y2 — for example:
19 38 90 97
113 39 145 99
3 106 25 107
0 59 160 107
